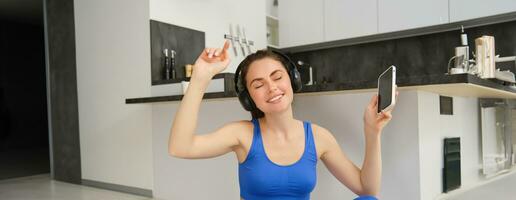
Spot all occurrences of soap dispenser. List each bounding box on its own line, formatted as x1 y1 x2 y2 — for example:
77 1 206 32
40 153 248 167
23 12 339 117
448 26 470 74
456 26 470 70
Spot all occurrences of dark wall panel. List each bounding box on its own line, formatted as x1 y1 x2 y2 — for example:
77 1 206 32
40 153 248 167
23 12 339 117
44 0 81 184
289 20 516 87
150 20 205 85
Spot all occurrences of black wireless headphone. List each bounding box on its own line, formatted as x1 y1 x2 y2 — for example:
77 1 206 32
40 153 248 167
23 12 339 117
234 50 302 111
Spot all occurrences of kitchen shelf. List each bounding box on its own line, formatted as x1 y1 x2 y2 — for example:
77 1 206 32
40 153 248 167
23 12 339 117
125 74 516 104
152 73 230 85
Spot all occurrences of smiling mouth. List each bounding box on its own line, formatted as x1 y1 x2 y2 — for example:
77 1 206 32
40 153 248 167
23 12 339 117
267 94 284 103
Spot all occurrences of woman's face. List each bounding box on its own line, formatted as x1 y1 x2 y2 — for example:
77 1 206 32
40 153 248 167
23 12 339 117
245 57 293 115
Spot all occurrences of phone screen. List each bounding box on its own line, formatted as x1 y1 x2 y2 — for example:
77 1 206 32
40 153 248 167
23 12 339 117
378 66 394 113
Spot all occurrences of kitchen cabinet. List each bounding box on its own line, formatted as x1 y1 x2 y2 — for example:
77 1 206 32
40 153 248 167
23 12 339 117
278 0 516 48
378 0 448 33
279 0 447 47
324 0 378 41
449 0 516 22
149 0 267 96
150 0 267 73
278 0 324 48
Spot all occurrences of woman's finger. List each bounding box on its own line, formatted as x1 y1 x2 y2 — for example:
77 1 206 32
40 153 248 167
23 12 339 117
205 48 214 57
377 111 387 121
384 111 392 119
222 40 230 51
209 48 217 58
369 95 378 109
214 48 222 57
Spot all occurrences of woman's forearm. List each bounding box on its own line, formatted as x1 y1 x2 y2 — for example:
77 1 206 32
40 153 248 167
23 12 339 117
168 76 209 156
360 132 382 196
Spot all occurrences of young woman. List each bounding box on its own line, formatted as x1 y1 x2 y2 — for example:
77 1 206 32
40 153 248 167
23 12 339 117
169 40 395 200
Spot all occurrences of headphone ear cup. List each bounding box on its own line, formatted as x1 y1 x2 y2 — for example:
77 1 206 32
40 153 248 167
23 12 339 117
291 67 303 92
238 90 255 111
271 50 303 92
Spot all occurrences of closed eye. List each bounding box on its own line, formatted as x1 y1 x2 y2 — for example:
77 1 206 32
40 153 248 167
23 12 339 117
253 83 263 89
272 71 283 80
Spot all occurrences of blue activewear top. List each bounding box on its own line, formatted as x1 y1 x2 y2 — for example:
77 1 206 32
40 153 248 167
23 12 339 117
239 118 317 200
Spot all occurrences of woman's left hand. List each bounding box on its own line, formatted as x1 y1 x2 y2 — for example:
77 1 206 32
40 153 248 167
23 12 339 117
363 90 398 136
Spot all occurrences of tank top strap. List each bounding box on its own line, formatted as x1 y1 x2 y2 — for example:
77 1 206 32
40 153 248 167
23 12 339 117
249 118 265 156
303 121 317 161
252 118 262 141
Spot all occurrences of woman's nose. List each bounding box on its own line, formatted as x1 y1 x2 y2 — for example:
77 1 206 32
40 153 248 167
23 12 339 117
268 82 279 92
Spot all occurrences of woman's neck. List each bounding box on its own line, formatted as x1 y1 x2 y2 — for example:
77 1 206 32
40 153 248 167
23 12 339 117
259 108 299 139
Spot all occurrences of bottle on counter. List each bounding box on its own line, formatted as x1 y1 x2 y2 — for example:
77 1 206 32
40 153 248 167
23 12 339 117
171 50 177 79
164 48 171 80
185 64 193 78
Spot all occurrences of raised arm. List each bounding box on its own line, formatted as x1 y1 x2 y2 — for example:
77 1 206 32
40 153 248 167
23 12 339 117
168 41 240 159
318 94 394 197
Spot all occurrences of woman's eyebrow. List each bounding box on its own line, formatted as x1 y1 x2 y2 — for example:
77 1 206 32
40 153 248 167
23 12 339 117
270 70 283 76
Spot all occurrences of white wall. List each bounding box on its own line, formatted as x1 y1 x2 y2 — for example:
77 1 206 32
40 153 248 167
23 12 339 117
74 0 154 190
293 91 421 200
417 91 482 200
266 0 278 17
152 91 422 199
152 99 249 200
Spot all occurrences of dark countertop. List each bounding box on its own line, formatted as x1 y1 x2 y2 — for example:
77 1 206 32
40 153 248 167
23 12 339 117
125 73 516 104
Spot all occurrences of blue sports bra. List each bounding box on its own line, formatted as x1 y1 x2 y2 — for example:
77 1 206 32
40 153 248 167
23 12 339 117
238 118 318 200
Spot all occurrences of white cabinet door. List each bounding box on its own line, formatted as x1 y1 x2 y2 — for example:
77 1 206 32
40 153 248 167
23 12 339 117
450 0 516 22
324 0 378 41
378 0 448 33
278 0 324 48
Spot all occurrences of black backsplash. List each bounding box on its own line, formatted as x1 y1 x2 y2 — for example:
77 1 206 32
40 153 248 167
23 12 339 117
150 20 205 85
288 20 516 86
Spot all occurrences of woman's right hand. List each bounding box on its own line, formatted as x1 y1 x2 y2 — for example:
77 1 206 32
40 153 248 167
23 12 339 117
191 40 231 82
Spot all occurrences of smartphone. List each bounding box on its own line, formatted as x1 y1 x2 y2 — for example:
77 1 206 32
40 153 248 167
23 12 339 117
377 65 396 113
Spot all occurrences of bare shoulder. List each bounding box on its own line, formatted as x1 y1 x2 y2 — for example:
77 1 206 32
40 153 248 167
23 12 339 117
220 120 251 131
223 120 255 162
310 123 339 158
311 123 337 143
218 120 254 142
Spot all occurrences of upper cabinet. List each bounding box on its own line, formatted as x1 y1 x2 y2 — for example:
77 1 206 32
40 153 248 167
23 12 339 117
324 0 377 42
278 0 516 48
378 0 448 33
278 0 324 48
449 0 516 22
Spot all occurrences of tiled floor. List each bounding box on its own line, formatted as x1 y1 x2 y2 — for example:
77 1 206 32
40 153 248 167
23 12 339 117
442 169 516 200
0 174 154 200
1 172 515 200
